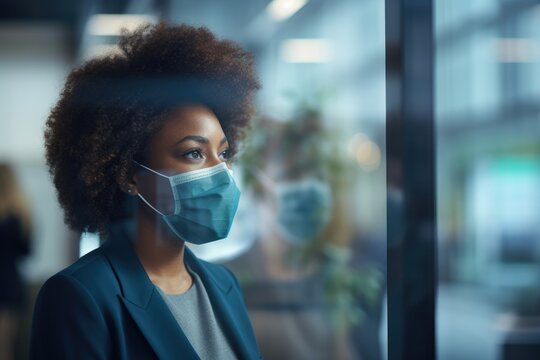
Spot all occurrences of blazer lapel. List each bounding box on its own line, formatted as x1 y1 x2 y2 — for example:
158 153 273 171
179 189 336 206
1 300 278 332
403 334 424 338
185 249 259 360
101 222 200 360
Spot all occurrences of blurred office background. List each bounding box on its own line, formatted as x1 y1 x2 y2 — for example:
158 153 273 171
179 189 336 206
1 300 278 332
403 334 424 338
436 1 540 359
0 0 539 359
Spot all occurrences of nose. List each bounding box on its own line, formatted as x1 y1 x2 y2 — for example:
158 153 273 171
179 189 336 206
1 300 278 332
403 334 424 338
206 153 224 168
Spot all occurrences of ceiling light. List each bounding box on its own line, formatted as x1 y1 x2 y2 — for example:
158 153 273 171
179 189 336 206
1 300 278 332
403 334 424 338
266 0 308 21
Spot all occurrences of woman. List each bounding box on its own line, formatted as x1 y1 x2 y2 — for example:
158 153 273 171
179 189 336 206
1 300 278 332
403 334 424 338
0 163 32 360
29 23 261 359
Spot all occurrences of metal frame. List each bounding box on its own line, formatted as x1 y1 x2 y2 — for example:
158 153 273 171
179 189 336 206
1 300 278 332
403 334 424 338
385 0 437 359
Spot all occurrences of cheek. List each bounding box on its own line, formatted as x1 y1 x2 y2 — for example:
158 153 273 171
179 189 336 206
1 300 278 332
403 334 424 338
138 174 175 214
155 178 175 214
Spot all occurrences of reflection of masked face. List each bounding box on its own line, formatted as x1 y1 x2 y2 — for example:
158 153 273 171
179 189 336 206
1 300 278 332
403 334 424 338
275 178 332 244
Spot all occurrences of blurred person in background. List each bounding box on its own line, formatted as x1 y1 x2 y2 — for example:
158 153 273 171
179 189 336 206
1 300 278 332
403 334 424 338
29 22 261 359
0 163 32 360
226 110 384 359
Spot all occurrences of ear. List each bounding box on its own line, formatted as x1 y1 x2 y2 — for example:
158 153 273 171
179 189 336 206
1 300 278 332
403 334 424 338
119 182 139 196
118 165 139 196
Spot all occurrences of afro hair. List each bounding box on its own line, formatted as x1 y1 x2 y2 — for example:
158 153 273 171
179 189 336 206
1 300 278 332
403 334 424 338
45 22 260 234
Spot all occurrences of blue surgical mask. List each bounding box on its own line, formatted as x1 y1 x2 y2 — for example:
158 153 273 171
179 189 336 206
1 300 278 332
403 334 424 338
133 161 241 245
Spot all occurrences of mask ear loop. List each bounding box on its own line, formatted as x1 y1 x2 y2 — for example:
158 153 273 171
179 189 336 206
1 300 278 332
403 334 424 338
136 193 166 217
132 160 168 217
133 160 170 178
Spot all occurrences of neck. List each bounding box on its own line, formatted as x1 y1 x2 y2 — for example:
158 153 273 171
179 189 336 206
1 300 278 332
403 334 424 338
133 207 191 293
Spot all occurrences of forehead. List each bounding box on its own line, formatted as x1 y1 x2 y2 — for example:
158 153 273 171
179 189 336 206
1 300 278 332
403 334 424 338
153 104 225 143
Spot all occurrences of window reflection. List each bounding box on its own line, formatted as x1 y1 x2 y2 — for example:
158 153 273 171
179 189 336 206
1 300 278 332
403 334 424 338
223 109 385 359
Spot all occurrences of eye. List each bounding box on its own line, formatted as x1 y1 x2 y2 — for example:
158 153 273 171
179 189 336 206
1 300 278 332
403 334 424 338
183 149 204 160
219 149 230 161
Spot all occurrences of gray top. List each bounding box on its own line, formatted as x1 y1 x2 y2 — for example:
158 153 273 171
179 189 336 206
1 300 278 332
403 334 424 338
157 269 237 360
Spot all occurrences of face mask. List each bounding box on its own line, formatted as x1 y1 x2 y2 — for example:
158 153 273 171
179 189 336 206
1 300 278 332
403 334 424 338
275 178 332 245
133 161 241 245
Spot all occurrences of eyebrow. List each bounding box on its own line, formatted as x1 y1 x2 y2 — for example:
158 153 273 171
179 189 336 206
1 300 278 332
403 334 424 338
172 135 228 147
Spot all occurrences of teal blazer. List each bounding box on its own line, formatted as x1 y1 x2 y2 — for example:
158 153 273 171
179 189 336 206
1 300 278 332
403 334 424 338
29 223 262 359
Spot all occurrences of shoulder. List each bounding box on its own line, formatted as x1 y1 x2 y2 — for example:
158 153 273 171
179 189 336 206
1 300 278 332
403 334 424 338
39 247 118 304
32 253 110 329
36 272 97 311
30 250 113 358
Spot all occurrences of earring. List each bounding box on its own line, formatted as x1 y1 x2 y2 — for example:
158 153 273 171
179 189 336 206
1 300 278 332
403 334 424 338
127 188 132 193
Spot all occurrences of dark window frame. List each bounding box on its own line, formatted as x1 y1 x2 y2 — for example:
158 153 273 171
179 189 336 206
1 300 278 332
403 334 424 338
385 0 437 359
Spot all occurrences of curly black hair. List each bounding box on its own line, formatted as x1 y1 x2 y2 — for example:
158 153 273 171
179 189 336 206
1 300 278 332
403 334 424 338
45 22 260 235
